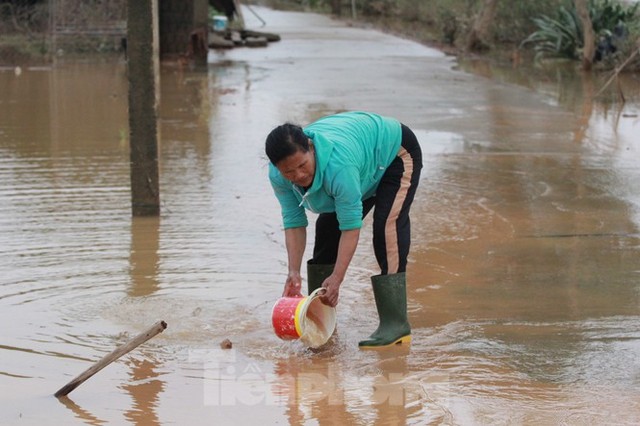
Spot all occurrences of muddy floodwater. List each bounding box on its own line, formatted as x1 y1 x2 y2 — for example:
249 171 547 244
2 5 640 425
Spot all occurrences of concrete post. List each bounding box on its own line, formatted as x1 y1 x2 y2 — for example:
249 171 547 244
127 0 160 216
159 0 209 65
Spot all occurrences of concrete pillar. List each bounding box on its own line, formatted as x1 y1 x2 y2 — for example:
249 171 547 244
127 0 161 216
159 0 209 65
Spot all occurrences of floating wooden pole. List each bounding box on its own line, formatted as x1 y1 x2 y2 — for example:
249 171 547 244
54 320 167 398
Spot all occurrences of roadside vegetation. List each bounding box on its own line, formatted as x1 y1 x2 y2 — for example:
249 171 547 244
2 0 639 72
259 0 640 71
0 0 49 63
521 0 639 68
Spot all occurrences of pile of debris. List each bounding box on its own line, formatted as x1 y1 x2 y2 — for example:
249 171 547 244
209 28 281 49
208 0 280 49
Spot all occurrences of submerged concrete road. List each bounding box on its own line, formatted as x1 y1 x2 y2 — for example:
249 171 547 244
207 5 601 151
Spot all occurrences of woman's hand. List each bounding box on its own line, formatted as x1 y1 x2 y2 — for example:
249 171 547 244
318 229 359 307
320 274 342 307
283 227 306 298
283 271 303 297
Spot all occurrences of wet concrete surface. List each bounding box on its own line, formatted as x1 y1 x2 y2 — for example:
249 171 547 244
1 5 640 425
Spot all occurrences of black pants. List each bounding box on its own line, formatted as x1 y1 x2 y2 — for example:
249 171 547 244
309 124 423 275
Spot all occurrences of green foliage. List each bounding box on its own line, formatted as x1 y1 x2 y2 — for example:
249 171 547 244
493 0 559 44
521 0 639 61
437 7 459 45
355 0 568 47
590 0 639 35
521 2 582 60
362 0 397 16
264 0 638 65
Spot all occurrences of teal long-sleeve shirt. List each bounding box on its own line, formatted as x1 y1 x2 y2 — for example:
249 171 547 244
269 111 403 231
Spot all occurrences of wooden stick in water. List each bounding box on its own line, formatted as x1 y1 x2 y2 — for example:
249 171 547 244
54 320 167 398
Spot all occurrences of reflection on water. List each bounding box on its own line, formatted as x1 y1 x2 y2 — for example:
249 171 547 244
1 5 640 425
271 347 420 425
129 217 160 298
122 357 164 425
59 395 106 425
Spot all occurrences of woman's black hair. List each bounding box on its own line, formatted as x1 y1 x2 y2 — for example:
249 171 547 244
265 123 311 165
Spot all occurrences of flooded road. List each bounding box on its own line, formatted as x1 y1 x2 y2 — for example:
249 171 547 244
2 5 640 425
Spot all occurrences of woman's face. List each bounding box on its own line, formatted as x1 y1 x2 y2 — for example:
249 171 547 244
276 145 316 188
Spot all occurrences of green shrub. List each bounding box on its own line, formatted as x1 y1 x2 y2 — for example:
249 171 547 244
520 3 582 60
521 0 639 61
493 0 559 44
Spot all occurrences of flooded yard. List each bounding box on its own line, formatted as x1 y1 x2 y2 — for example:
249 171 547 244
1 5 639 425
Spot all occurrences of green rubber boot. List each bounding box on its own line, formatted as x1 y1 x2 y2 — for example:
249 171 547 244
358 273 412 348
307 262 334 295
